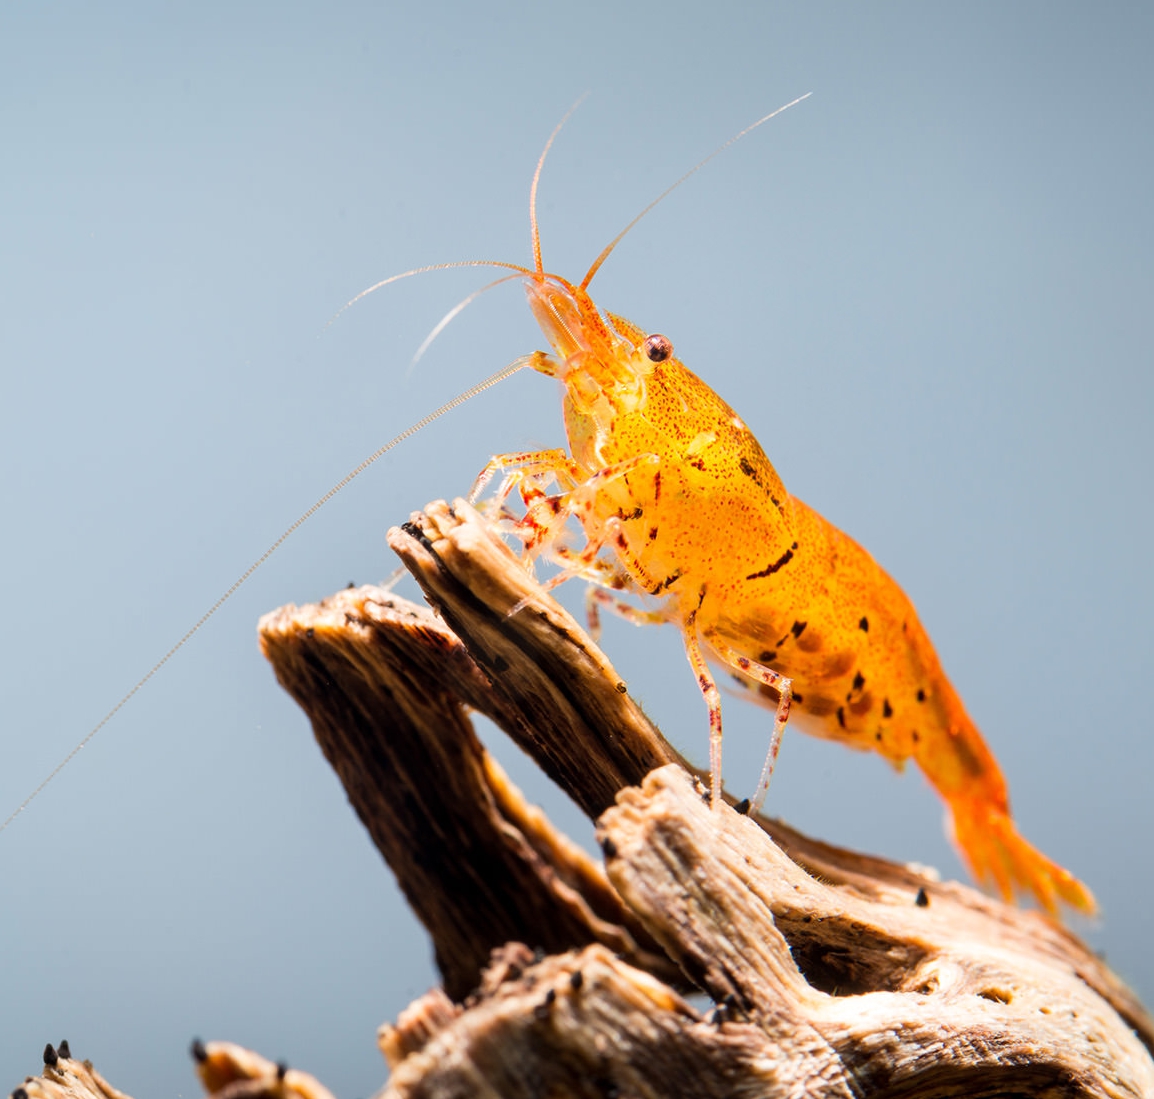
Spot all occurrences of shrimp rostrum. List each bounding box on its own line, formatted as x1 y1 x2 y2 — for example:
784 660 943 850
469 153 1094 920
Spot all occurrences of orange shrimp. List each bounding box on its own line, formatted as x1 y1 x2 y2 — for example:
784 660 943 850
471 113 1096 918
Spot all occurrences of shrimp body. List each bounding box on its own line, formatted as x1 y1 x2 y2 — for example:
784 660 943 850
478 270 1095 916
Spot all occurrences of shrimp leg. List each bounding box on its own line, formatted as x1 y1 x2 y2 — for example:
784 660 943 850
469 448 580 505
681 613 793 812
585 585 669 640
708 641 792 814
683 608 725 809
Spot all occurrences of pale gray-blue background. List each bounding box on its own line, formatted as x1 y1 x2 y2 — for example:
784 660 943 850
2 3 1151 1095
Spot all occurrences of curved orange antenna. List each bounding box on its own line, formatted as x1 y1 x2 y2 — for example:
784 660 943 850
530 94 590 275
580 93 812 292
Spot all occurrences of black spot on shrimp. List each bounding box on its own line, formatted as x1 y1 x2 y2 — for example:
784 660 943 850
746 542 797 581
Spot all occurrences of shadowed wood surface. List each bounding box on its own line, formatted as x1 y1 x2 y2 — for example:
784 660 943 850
256 580 679 999
12 499 1152 1099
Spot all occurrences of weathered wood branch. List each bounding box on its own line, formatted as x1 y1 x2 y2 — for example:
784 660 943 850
255 570 679 998
377 768 1154 1098
13 498 1152 1099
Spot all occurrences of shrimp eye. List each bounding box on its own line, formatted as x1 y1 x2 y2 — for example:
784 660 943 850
643 333 673 362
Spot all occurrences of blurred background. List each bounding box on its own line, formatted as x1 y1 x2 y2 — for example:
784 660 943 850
2 3 1151 1094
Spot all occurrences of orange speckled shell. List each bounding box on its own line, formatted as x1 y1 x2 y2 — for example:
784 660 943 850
519 281 1093 914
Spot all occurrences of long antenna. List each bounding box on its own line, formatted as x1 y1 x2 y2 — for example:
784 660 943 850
0 355 530 835
580 93 812 290
407 272 526 373
325 259 532 330
530 93 589 275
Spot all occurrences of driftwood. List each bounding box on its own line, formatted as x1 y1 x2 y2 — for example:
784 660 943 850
12 499 1154 1099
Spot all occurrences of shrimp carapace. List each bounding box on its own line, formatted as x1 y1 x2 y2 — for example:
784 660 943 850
475 256 1096 918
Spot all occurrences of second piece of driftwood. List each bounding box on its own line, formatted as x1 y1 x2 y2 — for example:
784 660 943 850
378 768 1154 1098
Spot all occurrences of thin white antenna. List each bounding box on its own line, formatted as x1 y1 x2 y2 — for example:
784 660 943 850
325 259 531 330
407 272 525 374
0 355 531 835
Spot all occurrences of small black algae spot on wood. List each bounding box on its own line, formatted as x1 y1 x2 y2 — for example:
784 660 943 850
534 988 557 1020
